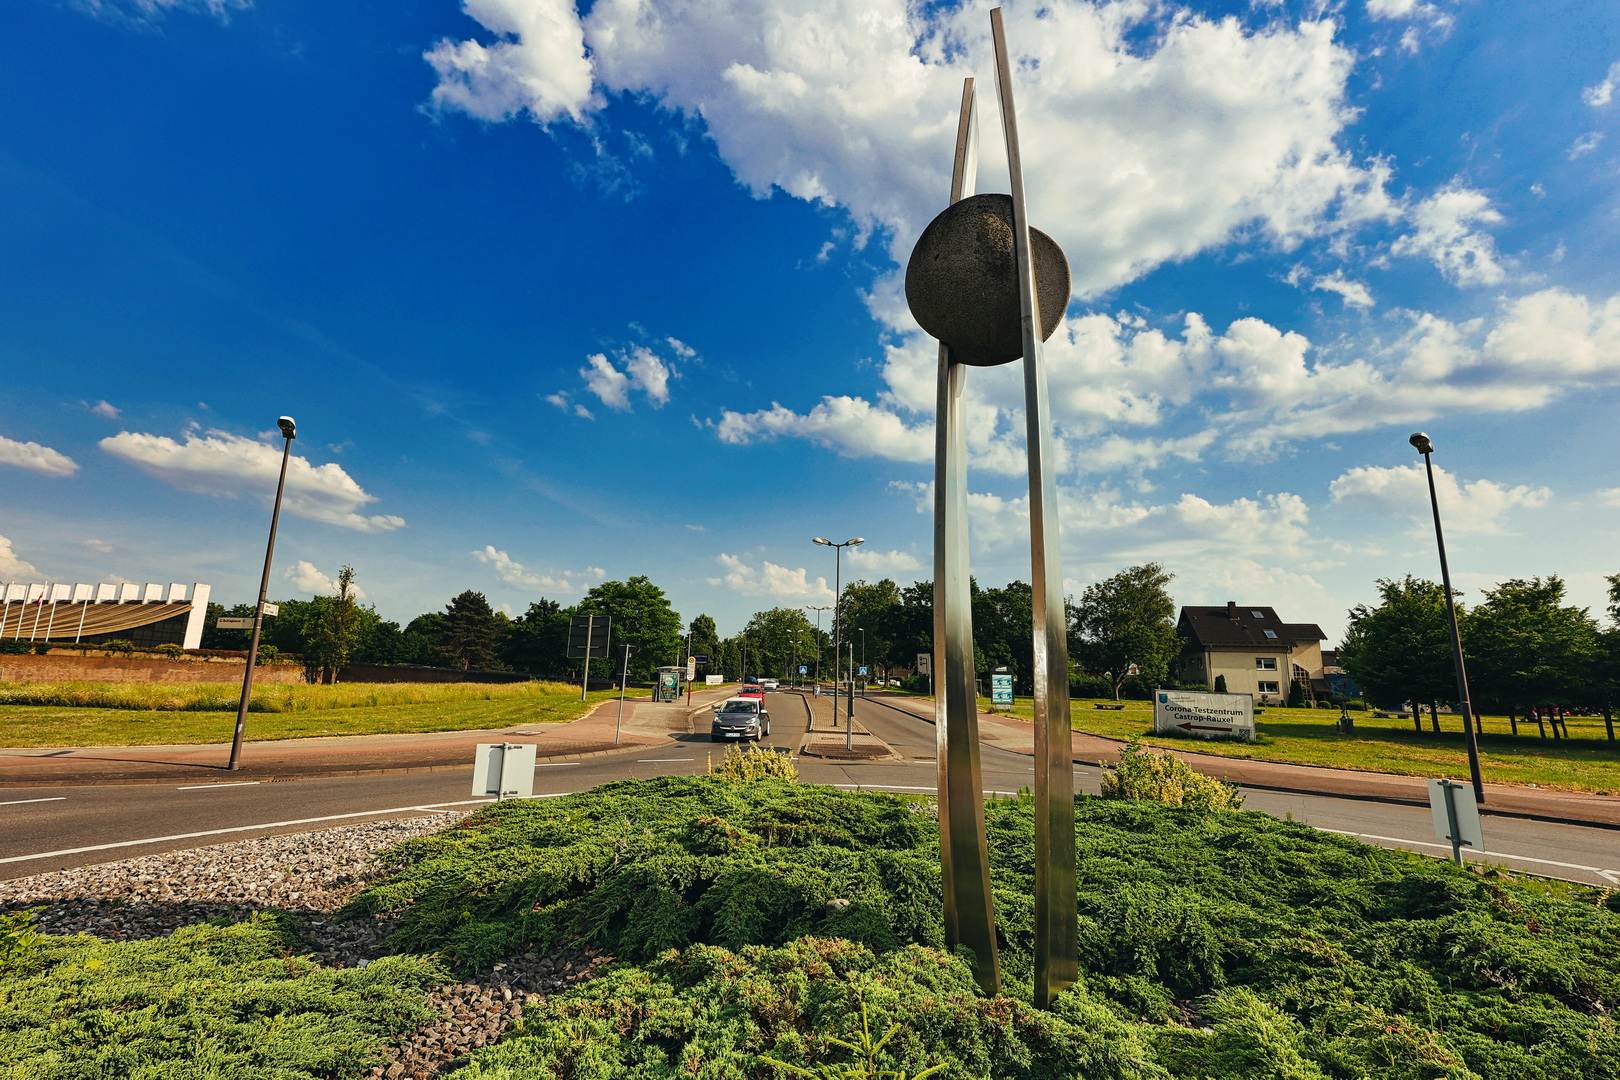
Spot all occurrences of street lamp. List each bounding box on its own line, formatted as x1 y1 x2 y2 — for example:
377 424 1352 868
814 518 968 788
812 537 864 749
1410 432 1485 804
805 605 830 692
230 416 297 772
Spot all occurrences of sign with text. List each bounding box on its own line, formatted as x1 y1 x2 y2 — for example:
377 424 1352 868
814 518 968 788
991 672 1014 707
705 674 724 685
259 603 279 616
686 659 697 681
565 614 611 659
1153 689 1254 740
916 653 931 675
215 617 254 629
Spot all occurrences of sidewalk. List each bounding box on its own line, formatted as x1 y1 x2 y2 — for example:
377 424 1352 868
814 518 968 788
0 688 734 786
950 701 1620 830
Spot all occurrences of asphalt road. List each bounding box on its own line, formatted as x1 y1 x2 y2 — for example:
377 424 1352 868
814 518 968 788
5 689 1619 887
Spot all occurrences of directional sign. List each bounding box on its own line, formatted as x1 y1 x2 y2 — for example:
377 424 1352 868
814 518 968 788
991 672 1013 707
1153 689 1254 740
916 653 931 675
566 614 611 659
215 617 254 629
693 653 710 664
260 603 279 616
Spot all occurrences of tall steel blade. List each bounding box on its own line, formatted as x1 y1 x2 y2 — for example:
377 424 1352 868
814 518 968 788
990 6 1078 1009
934 76 1000 996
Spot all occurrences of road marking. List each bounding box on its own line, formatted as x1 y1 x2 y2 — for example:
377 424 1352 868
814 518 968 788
1320 828 1620 883
0 797 67 807
175 782 261 790
638 758 695 762
0 799 496 866
536 762 580 767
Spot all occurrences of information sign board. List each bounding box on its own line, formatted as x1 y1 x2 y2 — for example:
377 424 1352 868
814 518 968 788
916 653 931 675
471 742 536 800
260 603 279 616
1427 778 1483 864
705 674 723 685
565 615 611 659
1153 689 1254 740
686 659 697 681
991 672 1013 706
215 617 254 629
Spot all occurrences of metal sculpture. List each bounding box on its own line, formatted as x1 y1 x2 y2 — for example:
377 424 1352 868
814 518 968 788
905 7 1078 1008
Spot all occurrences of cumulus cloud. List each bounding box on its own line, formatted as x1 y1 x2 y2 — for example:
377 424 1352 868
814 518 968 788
715 397 932 462
0 535 40 579
426 0 1393 297
81 539 115 554
846 547 923 574
1390 183 1507 286
0 435 79 478
568 343 680 413
1584 61 1620 107
86 400 121 419
99 429 405 533
284 560 367 599
1328 463 1551 533
472 545 598 592
707 553 834 603
1310 270 1375 309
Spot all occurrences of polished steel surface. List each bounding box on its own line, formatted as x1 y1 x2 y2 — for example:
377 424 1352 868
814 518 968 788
1421 448 1486 803
991 7 1078 1009
933 76 1001 996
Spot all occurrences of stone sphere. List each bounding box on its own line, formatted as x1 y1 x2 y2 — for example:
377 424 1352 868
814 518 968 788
904 193 1070 367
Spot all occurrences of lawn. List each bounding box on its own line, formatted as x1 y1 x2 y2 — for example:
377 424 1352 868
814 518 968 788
986 695 1620 794
0 680 621 748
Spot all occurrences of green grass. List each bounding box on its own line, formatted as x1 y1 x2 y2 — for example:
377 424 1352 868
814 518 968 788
0 911 445 1079
351 775 1620 1079
977 695 1620 794
0 680 621 748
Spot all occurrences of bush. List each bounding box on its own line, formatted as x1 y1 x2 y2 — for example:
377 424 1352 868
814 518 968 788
155 643 184 660
0 640 32 655
901 673 931 694
0 913 445 1078
714 744 799 782
1071 674 1112 699
1214 675 1227 693
1099 739 1244 811
103 639 135 655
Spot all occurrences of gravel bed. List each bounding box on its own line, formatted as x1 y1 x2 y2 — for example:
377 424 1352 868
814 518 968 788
0 813 610 1079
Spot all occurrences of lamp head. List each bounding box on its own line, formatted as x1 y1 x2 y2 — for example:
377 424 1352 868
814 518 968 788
812 537 831 546
846 537 865 546
277 416 297 440
1408 432 1434 455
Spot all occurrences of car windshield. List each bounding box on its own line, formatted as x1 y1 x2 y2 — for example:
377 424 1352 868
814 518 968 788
720 702 757 713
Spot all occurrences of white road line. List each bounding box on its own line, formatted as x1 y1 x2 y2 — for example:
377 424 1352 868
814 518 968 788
0 799 495 865
0 797 67 807
535 762 580 767
638 758 695 763
1320 828 1620 883
175 781 261 790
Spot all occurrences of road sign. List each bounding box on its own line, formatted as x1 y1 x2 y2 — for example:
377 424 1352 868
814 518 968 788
991 672 1013 707
799 665 808 674
215 617 254 629
471 742 536 801
693 653 710 664
566 614 611 659
1427 778 1483 865
705 674 723 685
260 603 279 616
1153 689 1254 740
916 653 931 674
858 665 868 676
686 658 697 681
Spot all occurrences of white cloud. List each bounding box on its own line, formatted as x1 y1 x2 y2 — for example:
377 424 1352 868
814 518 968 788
715 397 931 462
1584 61 1620 107
0 536 40 579
1311 270 1375 308
623 347 672 407
1390 183 1507 286
99 429 405 533
580 354 632 411
1569 132 1605 159
81 539 115 554
1599 488 1620 507
427 0 1393 297
574 342 680 412
424 0 595 125
87 400 121 419
846 547 922 574
1328 463 1551 533
284 560 368 600
707 553 834 604
69 0 247 25
0 435 79 478
472 545 597 592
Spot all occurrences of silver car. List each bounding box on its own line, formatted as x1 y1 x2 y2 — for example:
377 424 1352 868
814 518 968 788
710 697 771 741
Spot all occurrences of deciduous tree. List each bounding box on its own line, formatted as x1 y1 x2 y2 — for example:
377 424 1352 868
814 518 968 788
1339 576 1457 727
1463 575 1599 727
1069 563 1178 701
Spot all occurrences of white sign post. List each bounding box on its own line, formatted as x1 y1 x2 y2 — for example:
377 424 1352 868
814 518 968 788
471 742 536 800
1153 689 1255 740
1427 778 1483 866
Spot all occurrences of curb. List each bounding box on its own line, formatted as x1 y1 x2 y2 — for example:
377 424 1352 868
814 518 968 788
860 693 1620 834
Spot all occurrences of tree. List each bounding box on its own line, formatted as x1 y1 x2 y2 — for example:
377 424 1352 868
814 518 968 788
839 579 903 683
437 591 503 670
578 576 682 682
500 598 571 676
1339 576 1458 729
305 565 363 684
742 607 820 681
1463 576 1599 733
974 580 1035 693
688 615 721 679
1069 563 1178 701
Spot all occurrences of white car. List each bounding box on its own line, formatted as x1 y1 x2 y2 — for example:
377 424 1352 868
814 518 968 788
710 697 771 741
761 679 779 691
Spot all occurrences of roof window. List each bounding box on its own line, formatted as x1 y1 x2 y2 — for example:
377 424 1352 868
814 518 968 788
1250 610 1265 619
1263 630 1278 639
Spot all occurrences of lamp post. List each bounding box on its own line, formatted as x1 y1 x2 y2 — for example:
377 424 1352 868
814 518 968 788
1409 432 1485 804
230 416 296 772
858 626 867 697
812 537 863 749
805 605 830 692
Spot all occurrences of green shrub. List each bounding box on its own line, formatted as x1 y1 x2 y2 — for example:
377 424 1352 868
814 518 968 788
714 744 800 782
155 643 184 659
1071 674 1112 698
0 640 32 655
103 639 135 655
1213 675 1227 693
0 908 45 972
1100 739 1245 811
0 913 445 1078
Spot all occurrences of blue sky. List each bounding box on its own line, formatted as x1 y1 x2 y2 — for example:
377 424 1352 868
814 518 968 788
1 0 1617 641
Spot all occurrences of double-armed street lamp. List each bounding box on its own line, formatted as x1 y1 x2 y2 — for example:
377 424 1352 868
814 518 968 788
230 416 297 772
1409 432 1485 804
812 537 863 749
